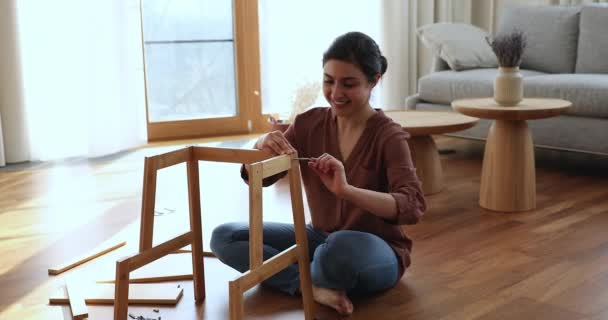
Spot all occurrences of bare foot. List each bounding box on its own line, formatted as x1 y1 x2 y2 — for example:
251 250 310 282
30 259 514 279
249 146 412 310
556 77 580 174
312 285 354 316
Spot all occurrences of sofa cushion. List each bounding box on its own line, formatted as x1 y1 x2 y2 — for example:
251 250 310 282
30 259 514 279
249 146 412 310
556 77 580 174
418 68 547 105
575 5 608 74
498 6 580 74
523 74 608 118
417 23 497 71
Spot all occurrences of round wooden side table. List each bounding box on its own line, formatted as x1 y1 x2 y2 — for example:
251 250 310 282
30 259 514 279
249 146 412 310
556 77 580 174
385 110 479 195
451 98 571 212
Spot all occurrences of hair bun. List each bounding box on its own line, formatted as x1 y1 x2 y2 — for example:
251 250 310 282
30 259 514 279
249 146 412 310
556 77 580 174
323 32 387 82
379 55 388 75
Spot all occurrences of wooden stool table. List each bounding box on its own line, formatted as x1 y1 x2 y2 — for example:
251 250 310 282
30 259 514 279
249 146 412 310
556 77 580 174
385 111 479 195
113 147 315 320
452 98 571 212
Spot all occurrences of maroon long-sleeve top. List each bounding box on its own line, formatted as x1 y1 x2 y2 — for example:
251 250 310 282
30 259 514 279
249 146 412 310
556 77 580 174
245 107 426 277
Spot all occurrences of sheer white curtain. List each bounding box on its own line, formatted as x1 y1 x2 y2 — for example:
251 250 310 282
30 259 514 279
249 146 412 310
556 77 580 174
0 114 5 167
385 0 474 103
9 0 147 163
258 0 383 118
0 0 27 166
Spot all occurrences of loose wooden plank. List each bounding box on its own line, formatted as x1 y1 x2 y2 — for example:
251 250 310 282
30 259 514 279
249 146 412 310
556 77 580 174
48 242 127 275
65 276 88 320
49 283 183 305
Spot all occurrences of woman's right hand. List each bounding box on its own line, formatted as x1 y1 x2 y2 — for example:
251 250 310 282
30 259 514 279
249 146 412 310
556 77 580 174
255 131 297 155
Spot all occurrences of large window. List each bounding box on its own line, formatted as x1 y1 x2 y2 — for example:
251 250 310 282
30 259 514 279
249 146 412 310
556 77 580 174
143 1 236 122
141 0 263 141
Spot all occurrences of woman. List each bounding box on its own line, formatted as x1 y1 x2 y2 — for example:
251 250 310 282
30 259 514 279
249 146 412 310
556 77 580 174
210 31 426 316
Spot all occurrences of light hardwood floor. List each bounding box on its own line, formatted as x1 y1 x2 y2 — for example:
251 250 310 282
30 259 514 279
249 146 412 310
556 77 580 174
1 134 608 320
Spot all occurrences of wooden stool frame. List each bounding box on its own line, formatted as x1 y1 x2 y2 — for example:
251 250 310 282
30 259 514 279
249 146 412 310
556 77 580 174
113 146 315 319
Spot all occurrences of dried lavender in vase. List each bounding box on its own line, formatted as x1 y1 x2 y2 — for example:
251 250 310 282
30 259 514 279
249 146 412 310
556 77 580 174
487 29 527 105
486 29 527 68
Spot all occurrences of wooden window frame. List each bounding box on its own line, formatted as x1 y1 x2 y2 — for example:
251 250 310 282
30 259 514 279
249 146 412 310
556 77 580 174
141 0 271 142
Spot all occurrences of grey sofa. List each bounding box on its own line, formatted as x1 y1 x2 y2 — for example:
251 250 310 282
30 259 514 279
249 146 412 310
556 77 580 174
406 5 608 155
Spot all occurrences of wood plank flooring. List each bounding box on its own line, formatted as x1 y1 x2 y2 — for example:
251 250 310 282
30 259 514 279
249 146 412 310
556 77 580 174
1 134 607 319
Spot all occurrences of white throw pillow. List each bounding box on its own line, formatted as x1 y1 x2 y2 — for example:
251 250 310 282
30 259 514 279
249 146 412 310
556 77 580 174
417 23 497 71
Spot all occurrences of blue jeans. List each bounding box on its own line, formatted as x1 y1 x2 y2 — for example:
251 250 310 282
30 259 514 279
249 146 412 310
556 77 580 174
210 222 400 296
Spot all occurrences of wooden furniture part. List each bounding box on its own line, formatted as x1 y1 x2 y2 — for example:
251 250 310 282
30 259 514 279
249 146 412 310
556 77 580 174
452 98 571 212
49 283 183 305
65 276 88 320
98 252 196 284
385 110 479 195
113 146 315 320
48 241 126 275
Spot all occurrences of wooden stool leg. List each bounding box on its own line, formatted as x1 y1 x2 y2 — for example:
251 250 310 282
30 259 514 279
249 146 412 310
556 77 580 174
248 163 263 269
289 165 315 319
480 120 535 212
229 281 243 320
114 258 130 320
139 157 157 252
408 135 443 195
187 155 205 301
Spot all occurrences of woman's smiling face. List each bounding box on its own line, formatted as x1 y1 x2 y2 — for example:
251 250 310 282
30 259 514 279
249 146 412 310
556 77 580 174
322 59 377 117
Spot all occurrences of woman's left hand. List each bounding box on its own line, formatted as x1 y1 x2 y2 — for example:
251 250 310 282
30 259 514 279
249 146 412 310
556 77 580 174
308 153 349 197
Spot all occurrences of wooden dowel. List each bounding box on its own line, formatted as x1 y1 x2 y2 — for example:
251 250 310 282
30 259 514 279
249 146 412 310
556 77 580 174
48 242 126 275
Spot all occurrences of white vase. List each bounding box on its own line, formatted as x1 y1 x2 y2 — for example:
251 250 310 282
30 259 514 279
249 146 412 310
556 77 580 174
493 67 523 106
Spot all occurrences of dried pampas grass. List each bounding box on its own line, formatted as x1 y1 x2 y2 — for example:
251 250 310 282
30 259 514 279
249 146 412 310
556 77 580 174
287 81 321 123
